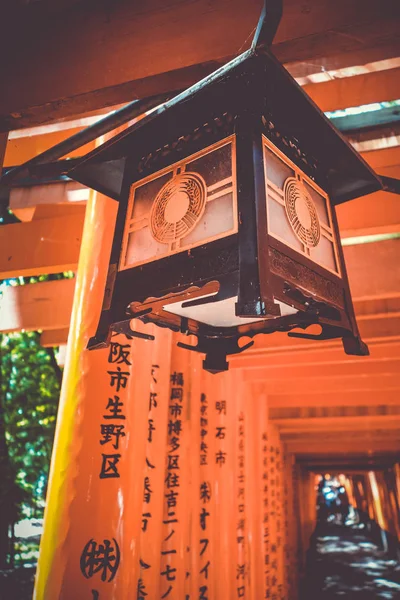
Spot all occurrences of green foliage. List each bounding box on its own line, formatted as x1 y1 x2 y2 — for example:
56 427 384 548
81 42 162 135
0 331 61 514
0 271 69 566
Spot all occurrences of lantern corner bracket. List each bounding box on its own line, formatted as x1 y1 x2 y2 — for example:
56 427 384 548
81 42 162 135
288 324 370 357
87 319 155 351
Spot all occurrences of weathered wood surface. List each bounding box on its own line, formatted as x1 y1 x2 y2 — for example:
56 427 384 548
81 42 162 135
0 208 85 278
1 0 399 130
0 278 75 333
304 67 400 113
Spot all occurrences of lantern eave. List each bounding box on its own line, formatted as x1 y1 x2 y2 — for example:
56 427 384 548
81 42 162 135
68 49 384 207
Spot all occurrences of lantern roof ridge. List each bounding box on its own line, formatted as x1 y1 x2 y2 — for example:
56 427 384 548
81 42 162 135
68 48 255 199
69 47 385 206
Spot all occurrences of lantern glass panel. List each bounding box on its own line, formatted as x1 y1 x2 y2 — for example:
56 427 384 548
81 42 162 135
263 136 341 278
119 136 238 270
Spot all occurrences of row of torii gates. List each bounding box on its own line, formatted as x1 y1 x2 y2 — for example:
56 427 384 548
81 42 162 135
0 0 399 597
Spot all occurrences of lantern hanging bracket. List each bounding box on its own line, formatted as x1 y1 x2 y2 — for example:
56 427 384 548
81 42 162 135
251 0 283 52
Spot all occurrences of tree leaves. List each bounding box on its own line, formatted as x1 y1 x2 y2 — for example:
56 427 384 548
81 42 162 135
1 330 61 515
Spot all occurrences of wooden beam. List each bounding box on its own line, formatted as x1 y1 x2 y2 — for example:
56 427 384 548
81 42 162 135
0 211 84 278
337 147 400 237
273 415 400 432
337 192 400 238
297 456 398 469
362 145 400 170
244 356 400 382
285 439 400 455
270 406 400 419
234 327 400 368
237 348 400 373
283 431 400 443
0 278 75 333
345 239 400 299
9 183 89 222
304 67 400 113
266 390 400 408
4 126 97 169
0 0 399 130
287 432 400 441
244 312 400 359
244 372 399 393
288 46 400 80
41 328 70 347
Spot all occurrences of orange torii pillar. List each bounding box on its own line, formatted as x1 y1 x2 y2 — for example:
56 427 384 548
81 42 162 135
34 190 298 599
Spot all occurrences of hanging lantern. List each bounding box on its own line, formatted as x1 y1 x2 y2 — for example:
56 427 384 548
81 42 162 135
68 2 386 373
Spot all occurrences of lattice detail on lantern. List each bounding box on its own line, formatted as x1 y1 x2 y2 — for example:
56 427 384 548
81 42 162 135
150 173 207 244
137 112 234 175
283 177 321 248
119 136 238 270
263 135 341 277
262 114 319 177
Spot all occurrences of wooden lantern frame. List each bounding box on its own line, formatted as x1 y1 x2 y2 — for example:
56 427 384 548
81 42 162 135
65 1 392 372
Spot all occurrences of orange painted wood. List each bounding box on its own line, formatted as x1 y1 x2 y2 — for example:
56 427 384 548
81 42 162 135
337 192 400 237
266 389 400 408
0 212 84 278
242 358 400 381
233 339 400 369
0 132 7 167
4 127 96 167
9 182 89 222
1 0 399 129
274 415 400 432
345 239 400 300
40 328 70 347
304 67 400 113
245 314 400 357
243 371 400 392
0 278 75 333
363 146 400 170
285 440 400 454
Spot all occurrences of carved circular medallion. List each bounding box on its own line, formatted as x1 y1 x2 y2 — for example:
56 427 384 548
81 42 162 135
150 172 207 244
283 177 320 247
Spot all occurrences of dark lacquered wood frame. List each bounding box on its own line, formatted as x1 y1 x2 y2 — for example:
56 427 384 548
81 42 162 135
82 52 368 371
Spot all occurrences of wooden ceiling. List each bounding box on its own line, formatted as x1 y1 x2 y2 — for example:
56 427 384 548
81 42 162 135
0 0 399 130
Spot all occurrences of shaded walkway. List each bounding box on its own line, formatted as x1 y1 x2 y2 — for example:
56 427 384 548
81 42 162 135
303 524 400 599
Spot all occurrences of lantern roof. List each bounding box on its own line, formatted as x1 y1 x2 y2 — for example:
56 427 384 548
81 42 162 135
69 48 383 206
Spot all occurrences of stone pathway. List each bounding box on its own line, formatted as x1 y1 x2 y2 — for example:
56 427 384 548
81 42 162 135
303 524 400 599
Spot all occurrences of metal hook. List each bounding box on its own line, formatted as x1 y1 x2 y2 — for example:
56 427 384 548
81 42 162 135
251 0 283 52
